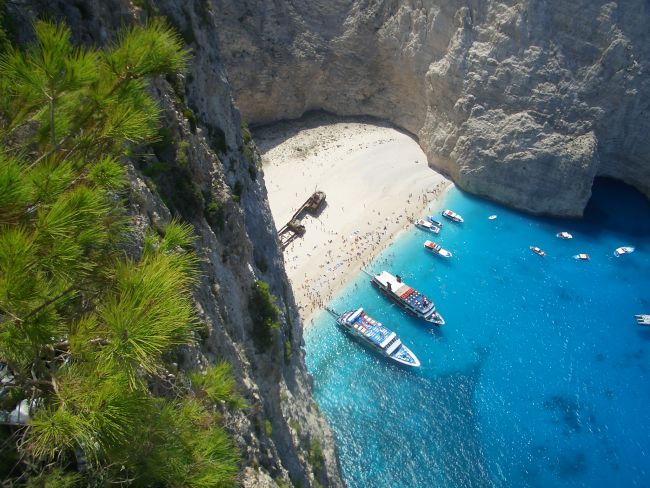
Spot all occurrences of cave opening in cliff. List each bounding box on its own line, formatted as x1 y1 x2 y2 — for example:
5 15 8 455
582 177 650 238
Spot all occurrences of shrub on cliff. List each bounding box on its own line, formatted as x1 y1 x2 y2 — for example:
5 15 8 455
250 280 280 351
0 19 239 486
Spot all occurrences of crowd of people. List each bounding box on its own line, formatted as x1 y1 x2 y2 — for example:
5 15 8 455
284 181 450 324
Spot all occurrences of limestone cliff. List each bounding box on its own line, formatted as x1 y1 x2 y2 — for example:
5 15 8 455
8 1 343 486
211 0 650 216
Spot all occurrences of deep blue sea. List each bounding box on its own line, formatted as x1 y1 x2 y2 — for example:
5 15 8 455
304 178 650 487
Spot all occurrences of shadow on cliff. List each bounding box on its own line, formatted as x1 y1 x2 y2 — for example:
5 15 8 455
251 109 419 154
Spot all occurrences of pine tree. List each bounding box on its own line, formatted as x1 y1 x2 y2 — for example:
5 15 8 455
0 19 240 486
0 1 9 53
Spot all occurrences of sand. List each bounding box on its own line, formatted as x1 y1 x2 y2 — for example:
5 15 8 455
254 114 451 325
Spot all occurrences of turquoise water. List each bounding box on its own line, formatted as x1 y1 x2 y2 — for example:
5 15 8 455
305 178 650 487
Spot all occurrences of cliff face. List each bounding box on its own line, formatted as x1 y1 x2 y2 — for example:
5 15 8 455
9 1 343 486
211 0 650 216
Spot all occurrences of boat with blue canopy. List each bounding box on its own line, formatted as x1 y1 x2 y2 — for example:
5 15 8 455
371 271 445 325
334 308 421 367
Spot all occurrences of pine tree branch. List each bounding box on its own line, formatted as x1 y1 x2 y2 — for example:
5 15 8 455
0 106 41 142
29 74 137 168
0 307 23 323
51 337 110 351
49 95 56 148
20 286 77 322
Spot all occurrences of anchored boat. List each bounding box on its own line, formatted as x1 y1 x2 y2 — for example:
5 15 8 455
556 231 573 239
424 240 452 258
530 246 546 257
415 219 440 234
442 209 464 223
574 253 590 261
614 246 635 257
334 308 421 367
427 216 443 228
635 314 650 326
371 271 445 325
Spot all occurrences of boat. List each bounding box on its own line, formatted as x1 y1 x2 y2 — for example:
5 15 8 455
556 231 573 239
335 308 421 367
415 219 440 234
635 314 650 326
574 253 590 261
424 240 452 258
427 216 443 228
371 271 445 325
530 246 546 257
442 209 464 223
614 246 635 257
488 215 497 220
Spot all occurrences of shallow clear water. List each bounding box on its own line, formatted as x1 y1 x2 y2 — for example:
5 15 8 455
305 179 650 487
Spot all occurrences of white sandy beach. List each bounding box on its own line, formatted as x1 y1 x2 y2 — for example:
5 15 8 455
255 114 451 325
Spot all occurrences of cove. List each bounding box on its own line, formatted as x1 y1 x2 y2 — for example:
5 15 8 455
305 178 650 487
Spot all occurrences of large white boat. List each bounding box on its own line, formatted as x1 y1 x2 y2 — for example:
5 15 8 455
335 308 421 367
424 240 452 258
415 219 440 234
371 271 445 325
614 246 635 257
556 231 573 239
442 209 464 223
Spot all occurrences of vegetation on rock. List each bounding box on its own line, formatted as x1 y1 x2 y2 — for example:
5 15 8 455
0 18 240 486
249 280 280 351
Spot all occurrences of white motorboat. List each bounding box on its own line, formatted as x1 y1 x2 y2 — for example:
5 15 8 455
614 246 635 257
530 246 546 257
415 219 440 234
442 209 464 223
424 240 452 258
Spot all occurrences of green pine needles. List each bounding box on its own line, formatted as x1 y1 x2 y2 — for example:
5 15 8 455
0 19 240 486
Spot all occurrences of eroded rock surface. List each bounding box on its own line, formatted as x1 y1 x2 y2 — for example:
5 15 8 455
9 1 344 486
212 0 650 215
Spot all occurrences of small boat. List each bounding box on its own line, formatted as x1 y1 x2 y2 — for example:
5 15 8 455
635 314 650 326
427 216 443 228
614 246 635 257
424 240 452 258
442 209 464 223
574 253 590 261
530 246 546 257
415 219 440 234
488 215 497 220
335 308 421 367
556 231 573 239
371 271 445 325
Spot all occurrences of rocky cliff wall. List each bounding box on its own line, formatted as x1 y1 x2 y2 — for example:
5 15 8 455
8 1 343 486
211 0 650 216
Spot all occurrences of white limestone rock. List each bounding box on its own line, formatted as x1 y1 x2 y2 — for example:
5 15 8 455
211 0 650 215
